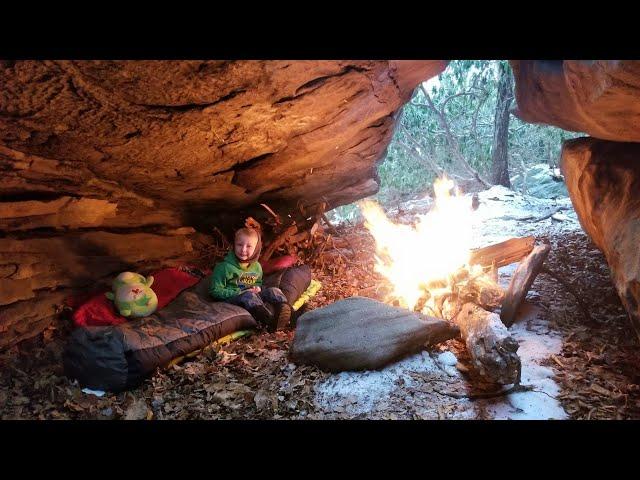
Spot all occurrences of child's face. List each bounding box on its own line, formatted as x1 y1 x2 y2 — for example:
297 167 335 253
234 234 257 262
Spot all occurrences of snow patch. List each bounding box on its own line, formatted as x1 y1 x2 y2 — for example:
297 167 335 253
314 351 450 415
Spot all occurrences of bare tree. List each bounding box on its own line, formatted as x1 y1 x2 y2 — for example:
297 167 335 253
490 61 514 187
411 85 491 188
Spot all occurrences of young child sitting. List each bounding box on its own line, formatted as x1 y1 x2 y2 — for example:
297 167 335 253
209 227 292 332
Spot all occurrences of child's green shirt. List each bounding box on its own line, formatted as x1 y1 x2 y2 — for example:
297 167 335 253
209 251 263 300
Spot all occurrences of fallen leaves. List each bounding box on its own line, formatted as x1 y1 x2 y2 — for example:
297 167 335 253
590 384 613 397
124 399 150 420
539 231 640 419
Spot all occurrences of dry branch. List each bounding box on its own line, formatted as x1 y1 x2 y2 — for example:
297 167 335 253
499 206 572 223
261 224 298 262
469 236 535 269
434 383 534 400
500 243 551 326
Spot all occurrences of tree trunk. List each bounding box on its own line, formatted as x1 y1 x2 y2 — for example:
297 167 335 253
491 62 514 187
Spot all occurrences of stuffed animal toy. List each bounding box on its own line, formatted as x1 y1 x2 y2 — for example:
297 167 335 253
106 272 158 317
111 271 154 293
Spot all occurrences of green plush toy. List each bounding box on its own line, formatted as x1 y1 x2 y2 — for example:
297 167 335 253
105 272 158 317
111 271 154 293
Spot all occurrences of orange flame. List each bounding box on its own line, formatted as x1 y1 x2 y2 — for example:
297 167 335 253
361 176 476 310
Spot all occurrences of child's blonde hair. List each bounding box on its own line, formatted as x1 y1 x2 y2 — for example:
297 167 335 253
234 227 260 242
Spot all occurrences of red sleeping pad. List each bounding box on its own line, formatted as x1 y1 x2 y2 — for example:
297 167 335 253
67 267 204 327
261 254 297 275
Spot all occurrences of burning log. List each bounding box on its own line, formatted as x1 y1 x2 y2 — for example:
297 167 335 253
419 268 505 320
451 302 521 385
500 243 551 327
290 296 460 372
457 273 505 311
469 236 535 269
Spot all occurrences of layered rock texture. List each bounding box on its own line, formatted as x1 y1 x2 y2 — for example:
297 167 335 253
513 60 640 339
561 138 640 338
511 60 640 142
0 60 446 349
5 59 640 349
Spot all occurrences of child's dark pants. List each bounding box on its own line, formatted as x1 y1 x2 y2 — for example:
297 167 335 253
228 287 288 311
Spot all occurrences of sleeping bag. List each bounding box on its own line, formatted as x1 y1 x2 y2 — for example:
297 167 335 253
64 265 313 391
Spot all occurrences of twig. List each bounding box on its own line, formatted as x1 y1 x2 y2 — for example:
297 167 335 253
261 223 297 262
10 365 29 378
500 206 572 223
321 213 358 257
260 203 281 225
419 85 491 188
320 213 339 235
211 226 231 250
329 237 369 275
433 383 534 400
309 233 331 264
529 206 572 223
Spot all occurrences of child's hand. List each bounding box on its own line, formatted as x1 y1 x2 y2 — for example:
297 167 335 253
251 286 261 293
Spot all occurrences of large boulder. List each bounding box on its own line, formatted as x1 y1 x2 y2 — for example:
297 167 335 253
511 60 640 142
1 60 446 218
510 163 569 199
561 137 640 339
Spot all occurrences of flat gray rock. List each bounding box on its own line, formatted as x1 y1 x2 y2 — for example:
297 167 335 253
290 296 459 372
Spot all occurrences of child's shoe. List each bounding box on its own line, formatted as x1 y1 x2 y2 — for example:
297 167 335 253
272 302 292 332
249 303 274 326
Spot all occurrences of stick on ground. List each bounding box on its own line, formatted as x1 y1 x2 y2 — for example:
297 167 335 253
500 243 551 327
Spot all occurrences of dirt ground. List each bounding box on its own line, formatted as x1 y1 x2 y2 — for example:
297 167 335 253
1 188 639 420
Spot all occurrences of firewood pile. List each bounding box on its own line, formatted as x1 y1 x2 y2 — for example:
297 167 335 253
408 238 551 385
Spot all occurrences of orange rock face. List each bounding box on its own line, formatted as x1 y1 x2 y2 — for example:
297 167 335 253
0 60 446 349
562 137 640 339
512 60 640 142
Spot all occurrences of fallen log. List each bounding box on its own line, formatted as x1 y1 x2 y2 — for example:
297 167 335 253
458 274 505 311
290 296 460 372
499 206 573 223
500 243 551 327
418 268 504 320
452 302 521 385
469 236 535 269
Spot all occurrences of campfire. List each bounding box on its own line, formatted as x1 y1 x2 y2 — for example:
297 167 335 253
292 177 552 388
361 176 497 317
357 176 551 385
